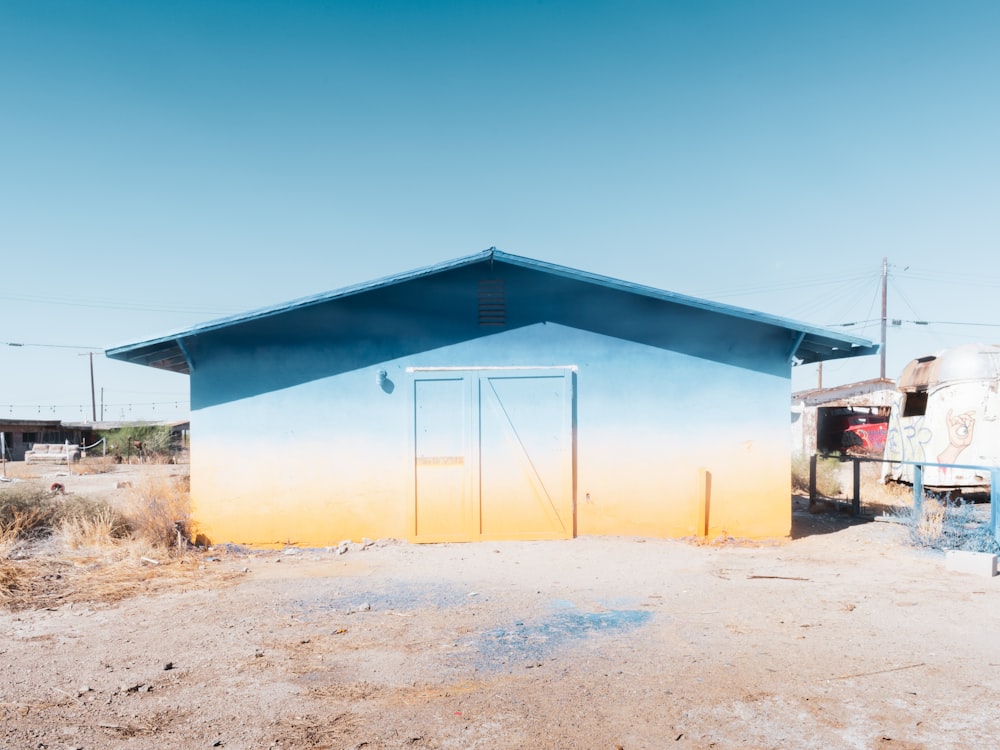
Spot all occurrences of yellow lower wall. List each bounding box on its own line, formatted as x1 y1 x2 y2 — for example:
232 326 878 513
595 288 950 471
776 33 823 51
190 430 791 547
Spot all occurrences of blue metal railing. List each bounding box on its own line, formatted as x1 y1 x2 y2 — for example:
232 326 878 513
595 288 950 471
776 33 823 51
809 454 1000 546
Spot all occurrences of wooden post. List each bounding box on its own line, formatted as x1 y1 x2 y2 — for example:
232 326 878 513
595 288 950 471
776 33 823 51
852 457 861 517
697 468 712 537
809 454 817 510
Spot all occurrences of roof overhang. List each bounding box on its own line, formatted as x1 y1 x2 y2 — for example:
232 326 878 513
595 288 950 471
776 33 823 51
106 249 878 374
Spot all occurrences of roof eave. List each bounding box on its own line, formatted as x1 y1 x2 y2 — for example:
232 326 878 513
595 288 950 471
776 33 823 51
106 248 876 370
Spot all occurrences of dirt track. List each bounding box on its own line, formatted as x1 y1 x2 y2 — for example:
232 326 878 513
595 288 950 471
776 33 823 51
2 497 999 750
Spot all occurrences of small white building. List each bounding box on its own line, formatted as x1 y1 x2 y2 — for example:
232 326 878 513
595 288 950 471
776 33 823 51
791 378 896 456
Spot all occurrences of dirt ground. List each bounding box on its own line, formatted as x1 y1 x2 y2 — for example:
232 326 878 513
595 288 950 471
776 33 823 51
2 463 1000 750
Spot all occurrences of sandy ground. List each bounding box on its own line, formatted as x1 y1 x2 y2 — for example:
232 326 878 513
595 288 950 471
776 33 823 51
2 465 1000 749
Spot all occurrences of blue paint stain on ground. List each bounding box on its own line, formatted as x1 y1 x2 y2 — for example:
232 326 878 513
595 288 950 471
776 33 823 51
468 605 652 671
288 583 653 670
289 580 473 619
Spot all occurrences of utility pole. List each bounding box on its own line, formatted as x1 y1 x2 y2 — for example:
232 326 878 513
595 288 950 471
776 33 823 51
880 257 888 380
89 352 97 421
78 352 99 421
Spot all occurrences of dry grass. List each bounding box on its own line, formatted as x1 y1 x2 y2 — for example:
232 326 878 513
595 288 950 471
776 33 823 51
911 498 946 545
0 469 222 610
791 454 843 497
858 460 915 513
70 457 117 475
0 462 42 480
142 453 183 465
0 552 241 610
0 507 48 558
0 486 60 538
124 475 193 549
59 506 129 549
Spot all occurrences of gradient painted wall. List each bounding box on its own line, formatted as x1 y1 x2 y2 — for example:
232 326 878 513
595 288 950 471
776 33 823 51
183 263 793 546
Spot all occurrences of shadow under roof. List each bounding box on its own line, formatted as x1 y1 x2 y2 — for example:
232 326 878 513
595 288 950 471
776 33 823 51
106 249 878 375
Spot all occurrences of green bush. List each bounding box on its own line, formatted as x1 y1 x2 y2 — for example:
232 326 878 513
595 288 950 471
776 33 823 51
99 424 174 460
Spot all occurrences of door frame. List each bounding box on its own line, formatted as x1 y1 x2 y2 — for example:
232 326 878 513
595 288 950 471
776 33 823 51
406 365 577 542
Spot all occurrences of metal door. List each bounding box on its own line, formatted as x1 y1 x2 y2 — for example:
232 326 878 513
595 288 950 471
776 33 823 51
411 368 574 542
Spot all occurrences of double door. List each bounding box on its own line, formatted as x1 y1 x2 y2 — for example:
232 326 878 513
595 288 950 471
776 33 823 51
411 368 575 542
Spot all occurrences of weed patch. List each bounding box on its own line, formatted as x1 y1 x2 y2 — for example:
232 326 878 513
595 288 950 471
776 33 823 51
894 494 999 554
71 457 117 475
60 505 130 548
0 486 64 546
1 473 198 608
124 476 192 549
792 454 843 497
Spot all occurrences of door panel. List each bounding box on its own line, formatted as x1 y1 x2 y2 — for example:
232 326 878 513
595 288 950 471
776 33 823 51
478 374 572 539
413 377 468 540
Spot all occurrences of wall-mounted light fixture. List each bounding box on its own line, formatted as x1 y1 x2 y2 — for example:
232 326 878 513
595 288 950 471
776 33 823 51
376 369 388 386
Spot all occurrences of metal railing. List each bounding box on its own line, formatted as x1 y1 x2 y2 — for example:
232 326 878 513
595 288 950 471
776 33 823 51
809 453 1000 545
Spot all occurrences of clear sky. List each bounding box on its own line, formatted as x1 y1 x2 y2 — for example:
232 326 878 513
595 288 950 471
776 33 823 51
2 0 998 422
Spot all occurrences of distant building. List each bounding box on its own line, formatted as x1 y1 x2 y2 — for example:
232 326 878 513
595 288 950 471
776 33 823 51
791 378 896 456
108 249 877 545
0 420 88 462
0 419 188 462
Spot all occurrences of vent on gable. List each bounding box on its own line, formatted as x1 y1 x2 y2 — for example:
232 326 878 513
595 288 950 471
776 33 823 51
478 279 506 327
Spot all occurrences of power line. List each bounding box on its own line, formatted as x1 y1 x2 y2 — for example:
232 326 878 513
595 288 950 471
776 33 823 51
0 290 237 316
1 399 190 416
894 268 1000 288
913 320 1000 328
786 271 882 323
829 318 1000 328
699 270 876 299
4 341 101 350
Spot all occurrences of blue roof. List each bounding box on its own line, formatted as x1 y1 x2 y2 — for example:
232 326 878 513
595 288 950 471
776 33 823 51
106 249 877 373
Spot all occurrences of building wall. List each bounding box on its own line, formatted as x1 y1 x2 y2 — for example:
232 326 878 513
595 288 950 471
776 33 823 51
0 423 84 461
189 322 791 546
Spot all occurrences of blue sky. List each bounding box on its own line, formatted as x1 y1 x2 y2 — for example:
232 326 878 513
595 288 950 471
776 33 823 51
2 0 998 421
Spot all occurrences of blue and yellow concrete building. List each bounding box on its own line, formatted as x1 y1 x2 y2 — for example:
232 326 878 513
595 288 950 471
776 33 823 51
108 250 877 546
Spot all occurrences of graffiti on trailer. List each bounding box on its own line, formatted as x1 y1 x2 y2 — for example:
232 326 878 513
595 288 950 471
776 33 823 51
885 408 932 471
884 386 985 485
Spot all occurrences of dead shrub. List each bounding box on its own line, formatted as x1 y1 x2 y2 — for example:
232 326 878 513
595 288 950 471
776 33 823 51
894 492 998 553
0 472 236 611
0 486 61 547
71 457 116 475
910 497 945 546
863 473 914 509
0 560 27 605
791 454 843 497
123 476 192 552
0 507 47 558
59 505 130 549
1 486 129 554
0 551 238 610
